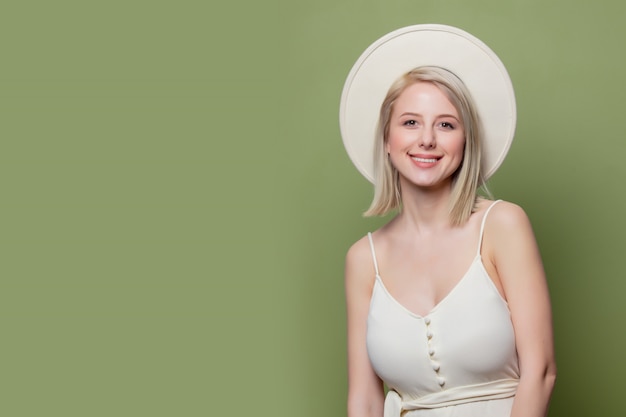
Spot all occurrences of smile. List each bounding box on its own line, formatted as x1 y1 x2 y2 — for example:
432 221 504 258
411 157 439 163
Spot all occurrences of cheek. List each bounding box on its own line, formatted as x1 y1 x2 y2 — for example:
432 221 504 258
457 140 466 156
386 129 408 152
451 135 466 157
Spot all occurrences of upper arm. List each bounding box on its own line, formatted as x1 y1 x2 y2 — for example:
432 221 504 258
486 203 556 377
345 237 384 416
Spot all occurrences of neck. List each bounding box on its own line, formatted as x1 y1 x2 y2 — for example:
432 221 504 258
395 178 455 233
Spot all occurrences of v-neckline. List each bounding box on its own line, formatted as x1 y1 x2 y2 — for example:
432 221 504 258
373 255 482 319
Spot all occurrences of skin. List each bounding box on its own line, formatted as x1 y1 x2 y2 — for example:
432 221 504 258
345 82 556 417
386 82 466 194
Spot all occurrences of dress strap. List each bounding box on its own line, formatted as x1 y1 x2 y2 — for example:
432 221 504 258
367 232 380 277
476 200 502 256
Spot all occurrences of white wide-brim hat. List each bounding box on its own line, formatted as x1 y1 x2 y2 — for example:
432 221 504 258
339 24 516 182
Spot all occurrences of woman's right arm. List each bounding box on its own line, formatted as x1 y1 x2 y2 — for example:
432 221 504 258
345 237 384 417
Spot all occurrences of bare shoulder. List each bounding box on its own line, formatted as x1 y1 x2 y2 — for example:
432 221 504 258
481 200 537 257
483 200 541 263
345 235 374 275
345 234 377 291
484 200 533 235
481 200 545 303
346 234 372 265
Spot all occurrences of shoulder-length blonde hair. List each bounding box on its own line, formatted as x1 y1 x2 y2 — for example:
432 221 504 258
364 66 487 225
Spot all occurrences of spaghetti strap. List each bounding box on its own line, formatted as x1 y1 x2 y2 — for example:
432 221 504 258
477 200 502 256
367 232 380 277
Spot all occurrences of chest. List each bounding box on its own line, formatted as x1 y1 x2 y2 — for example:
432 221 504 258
366 266 519 394
377 236 478 316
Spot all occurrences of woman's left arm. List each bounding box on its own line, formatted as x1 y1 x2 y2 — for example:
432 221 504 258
487 202 557 417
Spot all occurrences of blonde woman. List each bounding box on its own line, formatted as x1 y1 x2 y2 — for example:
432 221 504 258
340 25 556 417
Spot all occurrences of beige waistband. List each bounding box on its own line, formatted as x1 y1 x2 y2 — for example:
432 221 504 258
384 379 518 417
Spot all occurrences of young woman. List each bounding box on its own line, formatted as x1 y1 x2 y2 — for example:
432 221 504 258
339 25 556 417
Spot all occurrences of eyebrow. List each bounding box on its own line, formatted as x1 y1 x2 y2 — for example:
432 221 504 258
399 112 461 121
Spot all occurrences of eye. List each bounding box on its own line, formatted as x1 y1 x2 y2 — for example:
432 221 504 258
403 119 417 126
439 121 456 129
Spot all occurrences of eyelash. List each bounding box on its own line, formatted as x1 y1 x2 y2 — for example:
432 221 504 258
402 120 456 129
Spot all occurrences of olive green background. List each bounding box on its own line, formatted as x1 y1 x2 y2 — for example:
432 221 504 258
2 1 625 416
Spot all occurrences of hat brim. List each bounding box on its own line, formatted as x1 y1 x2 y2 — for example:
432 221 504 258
339 24 516 183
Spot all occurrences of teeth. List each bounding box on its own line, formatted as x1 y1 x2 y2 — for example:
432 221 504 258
412 157 437 163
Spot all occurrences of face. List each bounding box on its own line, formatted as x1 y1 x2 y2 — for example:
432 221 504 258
385 82 465 190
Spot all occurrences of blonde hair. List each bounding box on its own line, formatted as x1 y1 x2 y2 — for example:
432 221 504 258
364 66 487 225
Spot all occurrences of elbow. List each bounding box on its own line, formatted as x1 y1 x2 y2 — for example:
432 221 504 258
347 400 369 417
520 359 557 393
540 359 557 392
347 392 383 417
545 362 557 390
346 397 360 417
543 355 558 384
526 361 557 392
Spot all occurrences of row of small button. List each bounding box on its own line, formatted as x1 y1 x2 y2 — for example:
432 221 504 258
425 316 445 387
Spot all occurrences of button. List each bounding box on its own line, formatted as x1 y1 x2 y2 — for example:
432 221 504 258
438 377 446 386
424 317 431 325
432 362 440 372
426 330 433 339
429 348 435 356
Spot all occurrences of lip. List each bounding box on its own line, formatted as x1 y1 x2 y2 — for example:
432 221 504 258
408 153 442 170
409 153 442 164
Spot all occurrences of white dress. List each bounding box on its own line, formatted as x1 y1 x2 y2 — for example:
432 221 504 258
366 201 520 417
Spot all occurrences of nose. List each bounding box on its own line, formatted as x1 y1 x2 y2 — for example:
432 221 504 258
419 126 436 149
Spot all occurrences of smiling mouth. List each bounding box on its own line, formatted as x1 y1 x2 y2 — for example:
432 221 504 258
411 156 439 163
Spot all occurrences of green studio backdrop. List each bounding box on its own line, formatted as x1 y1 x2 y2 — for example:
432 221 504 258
2 1 625 416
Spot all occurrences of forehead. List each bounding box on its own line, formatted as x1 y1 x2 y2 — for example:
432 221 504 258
393 82 458 114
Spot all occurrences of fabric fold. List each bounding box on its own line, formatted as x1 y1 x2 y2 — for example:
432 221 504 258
384 390 402 417
383 379 519 417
